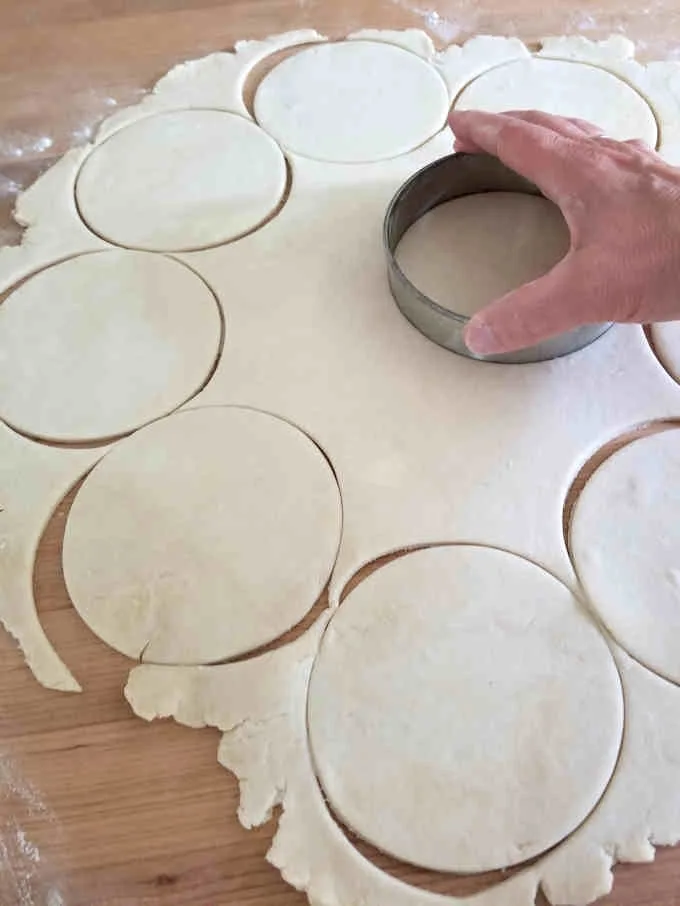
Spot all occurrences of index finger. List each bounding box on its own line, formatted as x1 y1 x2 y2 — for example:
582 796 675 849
448 110 586 205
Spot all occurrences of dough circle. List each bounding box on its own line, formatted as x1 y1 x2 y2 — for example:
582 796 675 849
308 546 623 873
254 41 449 163
571 429 680 683
650 321 680 383
63 406 342 664
395 192 570 316
0 250 221 443
76 110 287 251
454 59 658 146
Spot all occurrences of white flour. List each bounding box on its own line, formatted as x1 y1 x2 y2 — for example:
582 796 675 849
0 756 63 906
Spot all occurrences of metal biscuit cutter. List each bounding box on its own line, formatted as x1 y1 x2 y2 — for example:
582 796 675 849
384 153 612 364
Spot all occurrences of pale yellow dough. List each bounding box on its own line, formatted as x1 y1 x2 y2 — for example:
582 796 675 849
571 429 680 684
76 109 287 251
254 41 449 163
455 58 659 147
4 28 680 906
0 250 221 443
396 192 569 316
308 546 623 873
62 406 342 664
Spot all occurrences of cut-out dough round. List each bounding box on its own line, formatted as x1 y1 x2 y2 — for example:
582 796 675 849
0 250 221 443
308 545 623 873
76 110 287 251
254 41 449 163
63 406 342 664
650 321 680 383
395 192 569 316
571 429 680 683
455 59 658 146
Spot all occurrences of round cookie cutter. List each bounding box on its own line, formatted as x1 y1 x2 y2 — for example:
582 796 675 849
384 153 612 364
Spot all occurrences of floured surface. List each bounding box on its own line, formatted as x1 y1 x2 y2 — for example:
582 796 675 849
570 429 680 684
3 28 680 906
395 192 569 316
454 58 659 145
0 250 222 442
62 407 342 664
307 546 623 873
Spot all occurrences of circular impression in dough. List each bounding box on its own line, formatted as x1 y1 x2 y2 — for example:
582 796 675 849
307 545 623 873
63 406 342 664
571 428 680 683
76 110 287 251
396 192 570 316
650 321 680 383
0 250 221 443
254 41 449 163
455 59 658 147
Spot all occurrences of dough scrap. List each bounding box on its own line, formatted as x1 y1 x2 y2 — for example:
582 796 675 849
0 250 222 443
570 428 680 684
254 41 449 163
454 58 659 147
650 320 680 383
0 421 106 692
62 406 342 664
308 546 623 873
76 110 287 252
395 192 569 316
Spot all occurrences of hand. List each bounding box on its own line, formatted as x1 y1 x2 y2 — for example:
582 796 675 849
448 109 680 355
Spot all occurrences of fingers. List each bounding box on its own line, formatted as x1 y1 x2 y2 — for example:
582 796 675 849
463 253 611 355
449 110 587 204
495 110 604 140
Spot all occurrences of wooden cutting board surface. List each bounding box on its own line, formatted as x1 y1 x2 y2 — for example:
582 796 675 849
3 2 680 904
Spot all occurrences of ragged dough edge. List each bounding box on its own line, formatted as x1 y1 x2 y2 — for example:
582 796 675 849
96 29 326 140
125 606 680 906
0 30 326 295
0 422 109 691
435 36 530 101
537 35 680 163
347 29 437 59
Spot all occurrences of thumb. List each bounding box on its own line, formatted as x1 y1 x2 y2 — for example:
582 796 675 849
463 254 607 355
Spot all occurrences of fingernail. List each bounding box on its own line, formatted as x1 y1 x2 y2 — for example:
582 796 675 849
464 320 502 355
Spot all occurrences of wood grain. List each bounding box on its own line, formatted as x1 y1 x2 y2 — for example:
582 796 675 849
3 2 680 904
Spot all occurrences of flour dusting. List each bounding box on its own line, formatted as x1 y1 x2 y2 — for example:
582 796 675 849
390 0 479 43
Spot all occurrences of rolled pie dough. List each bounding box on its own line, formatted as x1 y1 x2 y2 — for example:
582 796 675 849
76 109 287 251
570 428 680 684
62 406 342 664
3 28 680 906
254 41 450 163
308 546 623 873
0 250 221 442
395 192 570 316
454 58 659 146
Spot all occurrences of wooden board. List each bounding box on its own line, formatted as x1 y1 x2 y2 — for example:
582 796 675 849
3 2 680 904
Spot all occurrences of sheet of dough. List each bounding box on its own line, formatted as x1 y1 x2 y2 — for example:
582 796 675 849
308 546 623 873
454 58 659 146
254 41 450 163
125 618 680 906
395 193 569 316
570 429 680 684
76 110 287 252
62 406 342 664
3 29 680 906
0 250 222 442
